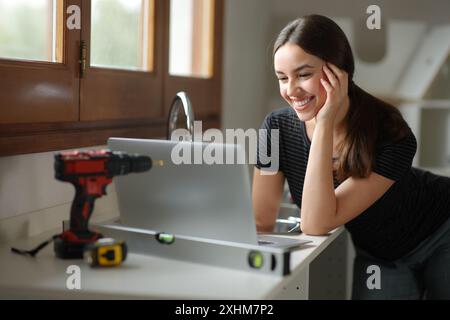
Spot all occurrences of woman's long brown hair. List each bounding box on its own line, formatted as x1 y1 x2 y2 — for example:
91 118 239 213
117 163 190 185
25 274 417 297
274 14 410 181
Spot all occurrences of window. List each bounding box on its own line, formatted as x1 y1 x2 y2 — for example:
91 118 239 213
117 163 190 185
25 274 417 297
0 0 79 127
169 0 214 78
90 0 154 71
0 0 63 63
0 0 223 156
164 0 223 118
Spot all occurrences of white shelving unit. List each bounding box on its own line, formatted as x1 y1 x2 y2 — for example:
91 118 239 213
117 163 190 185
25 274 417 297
397 25 450 101
399 100 450 177
396 24 450 177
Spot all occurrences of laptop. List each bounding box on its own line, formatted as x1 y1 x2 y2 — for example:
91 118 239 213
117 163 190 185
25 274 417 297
108 137 308 249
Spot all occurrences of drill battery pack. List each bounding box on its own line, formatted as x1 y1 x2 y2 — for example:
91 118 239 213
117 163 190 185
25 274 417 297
54 230 103 259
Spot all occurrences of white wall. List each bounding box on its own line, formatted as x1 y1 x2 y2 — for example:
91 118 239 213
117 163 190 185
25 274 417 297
270 0 450 23
221 0 272 131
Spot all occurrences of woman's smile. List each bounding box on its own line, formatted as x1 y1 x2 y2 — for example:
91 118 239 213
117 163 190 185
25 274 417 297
291 96 315 111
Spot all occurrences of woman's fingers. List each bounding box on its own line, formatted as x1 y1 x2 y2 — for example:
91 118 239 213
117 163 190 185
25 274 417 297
322 64 339 89
327 63 344 79
327 63 349 93
320 78 332 93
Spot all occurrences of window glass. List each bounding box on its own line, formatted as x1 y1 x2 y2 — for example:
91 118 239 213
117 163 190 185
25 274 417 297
0 0 63 63
169 0 214 78
90 0 154 71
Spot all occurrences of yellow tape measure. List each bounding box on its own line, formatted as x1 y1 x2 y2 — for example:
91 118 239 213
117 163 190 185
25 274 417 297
84 238 127 267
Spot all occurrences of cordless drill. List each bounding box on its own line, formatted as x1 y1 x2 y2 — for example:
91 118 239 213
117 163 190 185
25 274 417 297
53 150 152 259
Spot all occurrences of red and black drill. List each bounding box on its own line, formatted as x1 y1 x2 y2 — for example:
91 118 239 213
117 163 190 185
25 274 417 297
53 150 152 259
12 149 152 261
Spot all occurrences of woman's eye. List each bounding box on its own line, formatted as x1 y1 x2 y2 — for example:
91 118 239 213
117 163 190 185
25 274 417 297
277 73 311 81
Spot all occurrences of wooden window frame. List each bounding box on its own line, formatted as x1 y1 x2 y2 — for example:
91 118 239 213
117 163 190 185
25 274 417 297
163 0 223 119
0 0 223 157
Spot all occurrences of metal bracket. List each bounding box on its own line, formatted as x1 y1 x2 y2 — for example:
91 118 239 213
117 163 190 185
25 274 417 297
80 40 87 78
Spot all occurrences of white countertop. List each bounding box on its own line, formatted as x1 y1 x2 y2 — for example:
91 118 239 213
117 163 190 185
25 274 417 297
0 227 344 299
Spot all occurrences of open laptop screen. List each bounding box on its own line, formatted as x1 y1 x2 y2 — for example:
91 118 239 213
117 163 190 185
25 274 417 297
108 138 259 245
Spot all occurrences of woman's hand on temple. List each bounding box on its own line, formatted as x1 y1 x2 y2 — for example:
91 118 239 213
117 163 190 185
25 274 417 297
316 63 349 125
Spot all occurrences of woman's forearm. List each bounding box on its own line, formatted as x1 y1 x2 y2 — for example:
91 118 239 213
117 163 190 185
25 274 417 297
301 120 337 233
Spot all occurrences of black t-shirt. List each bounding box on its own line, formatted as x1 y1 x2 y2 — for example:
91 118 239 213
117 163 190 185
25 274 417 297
256 107 450 261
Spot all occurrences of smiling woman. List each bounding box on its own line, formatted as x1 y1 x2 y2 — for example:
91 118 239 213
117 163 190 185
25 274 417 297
252 14 450 300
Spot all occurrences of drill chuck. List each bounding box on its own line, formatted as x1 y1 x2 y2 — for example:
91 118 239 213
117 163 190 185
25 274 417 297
106 152 152 176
